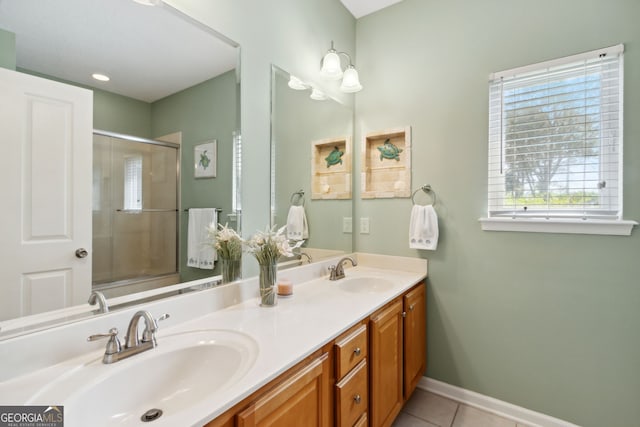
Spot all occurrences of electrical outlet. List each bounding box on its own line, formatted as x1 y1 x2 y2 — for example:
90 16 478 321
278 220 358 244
343 217 352 233
360 217 370 234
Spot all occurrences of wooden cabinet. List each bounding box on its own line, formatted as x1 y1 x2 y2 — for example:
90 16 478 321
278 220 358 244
237 353 331 427
335 323 368 427
206 281 426 427
403 282 426 399
370 299 404 427
369 282 427 427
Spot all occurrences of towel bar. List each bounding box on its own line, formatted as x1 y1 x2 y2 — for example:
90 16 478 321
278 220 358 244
411 185 436 206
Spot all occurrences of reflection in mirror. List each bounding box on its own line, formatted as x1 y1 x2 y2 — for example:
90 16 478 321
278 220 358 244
0 0 240 335
270 65 353 269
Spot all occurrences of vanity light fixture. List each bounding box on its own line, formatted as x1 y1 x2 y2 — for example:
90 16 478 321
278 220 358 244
288 75 308 90
320 41 363 93
92 73 110 82
309 87 328 101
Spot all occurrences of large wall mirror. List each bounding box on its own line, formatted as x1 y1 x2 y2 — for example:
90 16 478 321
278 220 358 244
0 0 240 334
271 65 353 268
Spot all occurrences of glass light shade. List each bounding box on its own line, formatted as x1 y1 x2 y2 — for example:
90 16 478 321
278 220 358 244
340 66 363 93
309 88 327 101
287 75 307 90
320 50 343 80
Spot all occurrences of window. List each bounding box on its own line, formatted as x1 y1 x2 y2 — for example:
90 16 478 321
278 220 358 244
232 131 242 214
123 155 143 210
481 44 636 235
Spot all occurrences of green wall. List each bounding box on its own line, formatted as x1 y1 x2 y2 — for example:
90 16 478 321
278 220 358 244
93 89 151 138
151 70 238 282
355 0 640 426
0 28 16 70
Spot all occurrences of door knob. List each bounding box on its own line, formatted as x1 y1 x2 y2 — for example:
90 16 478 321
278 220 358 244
75 248 89 258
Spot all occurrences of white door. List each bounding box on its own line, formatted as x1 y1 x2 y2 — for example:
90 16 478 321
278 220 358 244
0 67 93 321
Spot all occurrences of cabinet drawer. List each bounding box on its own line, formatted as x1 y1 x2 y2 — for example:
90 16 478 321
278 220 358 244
335 359 368 427
334 324 367 379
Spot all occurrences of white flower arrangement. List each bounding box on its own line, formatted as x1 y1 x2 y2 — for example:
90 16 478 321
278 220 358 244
208 223 243 260
245 225 304 266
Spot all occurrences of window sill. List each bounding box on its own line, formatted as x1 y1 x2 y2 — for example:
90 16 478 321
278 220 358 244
479 217 638 236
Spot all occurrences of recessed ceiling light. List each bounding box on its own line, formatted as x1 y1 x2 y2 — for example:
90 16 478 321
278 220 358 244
92 73 110 82
132 0 161 5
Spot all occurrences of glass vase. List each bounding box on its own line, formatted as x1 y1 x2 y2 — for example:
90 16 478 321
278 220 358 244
221 258 241 284
259 261 277 307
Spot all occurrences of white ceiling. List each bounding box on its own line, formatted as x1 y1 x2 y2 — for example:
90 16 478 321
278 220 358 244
0 0 237 102
340 0 404 19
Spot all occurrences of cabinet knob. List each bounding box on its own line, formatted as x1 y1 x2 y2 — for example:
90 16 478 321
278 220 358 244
353 394 362 404
401 311 407 318
409 304 415 311
353 347 361 357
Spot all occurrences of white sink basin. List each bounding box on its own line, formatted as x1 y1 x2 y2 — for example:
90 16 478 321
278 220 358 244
28 329 258 426
337 276 395 293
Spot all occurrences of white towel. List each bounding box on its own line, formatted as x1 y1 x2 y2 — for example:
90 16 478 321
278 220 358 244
286 205 308 241
187 208 217 269
409 205 439 250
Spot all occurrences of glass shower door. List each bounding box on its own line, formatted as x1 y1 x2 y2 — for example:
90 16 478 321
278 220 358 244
92 133 178 286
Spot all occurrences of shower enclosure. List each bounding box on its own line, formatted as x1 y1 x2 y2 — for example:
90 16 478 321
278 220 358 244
92 131 180 295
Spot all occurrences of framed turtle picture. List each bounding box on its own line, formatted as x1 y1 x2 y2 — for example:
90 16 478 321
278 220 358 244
361 126 412 198
194 140 216 178
311 136 352 200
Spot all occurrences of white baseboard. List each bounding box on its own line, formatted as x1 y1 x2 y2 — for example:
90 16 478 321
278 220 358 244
419 377 581 427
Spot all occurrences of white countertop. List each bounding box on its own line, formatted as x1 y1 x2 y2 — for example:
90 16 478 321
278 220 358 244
0 253 427 427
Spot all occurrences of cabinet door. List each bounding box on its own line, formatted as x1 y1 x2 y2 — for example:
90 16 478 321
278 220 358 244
403 282 426 399
370 299 403 427
237 353 330 427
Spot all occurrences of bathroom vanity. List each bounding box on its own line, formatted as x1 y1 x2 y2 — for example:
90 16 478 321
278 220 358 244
0 253 426 427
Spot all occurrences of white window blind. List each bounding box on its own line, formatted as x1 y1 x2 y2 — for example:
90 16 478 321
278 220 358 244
487 45 624 220
232 131 242 213
123 155 143 210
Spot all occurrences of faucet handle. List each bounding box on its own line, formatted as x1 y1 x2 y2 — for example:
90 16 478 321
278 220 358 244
88 328 122 355
141 313 170 343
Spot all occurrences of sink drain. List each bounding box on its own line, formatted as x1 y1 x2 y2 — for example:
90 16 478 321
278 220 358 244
141 408 163 422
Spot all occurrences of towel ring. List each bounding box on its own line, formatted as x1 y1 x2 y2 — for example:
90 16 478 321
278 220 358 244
411 185 436 206
290 190 305 206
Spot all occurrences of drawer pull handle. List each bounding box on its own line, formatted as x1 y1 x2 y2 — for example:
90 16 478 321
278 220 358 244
353 347 361 356
353 394 362 404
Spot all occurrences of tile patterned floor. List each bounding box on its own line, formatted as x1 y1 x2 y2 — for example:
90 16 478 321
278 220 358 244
393 389 531 427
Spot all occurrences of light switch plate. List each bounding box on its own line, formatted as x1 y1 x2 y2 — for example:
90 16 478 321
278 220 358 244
360 217 370 234
343 217 352 233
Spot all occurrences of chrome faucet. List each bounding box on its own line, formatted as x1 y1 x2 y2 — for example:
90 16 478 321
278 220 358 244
88 291 109 313
88 311 169 364
298 252 313 264
328 256 357 281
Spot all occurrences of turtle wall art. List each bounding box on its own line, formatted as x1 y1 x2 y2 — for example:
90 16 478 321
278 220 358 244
325 146 344 168
361 127 412 198
194 140 217 178
377 138 403 161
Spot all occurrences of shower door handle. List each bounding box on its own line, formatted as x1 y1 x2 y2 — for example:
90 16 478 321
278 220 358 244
75 248 89 259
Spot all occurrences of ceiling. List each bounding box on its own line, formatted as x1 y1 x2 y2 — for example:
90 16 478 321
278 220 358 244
0 0 237 102
340 0 404 19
